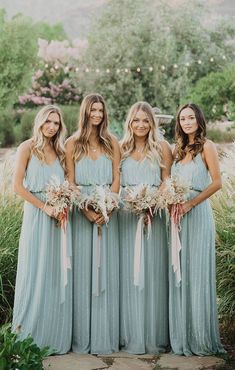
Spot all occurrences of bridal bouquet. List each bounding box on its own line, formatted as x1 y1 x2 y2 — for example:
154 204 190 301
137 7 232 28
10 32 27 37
123 184 158 288
76 185 120 296
157 175 190 285
154 176 190 221
77 185 120 224
44 175 80 228
123 184 157 219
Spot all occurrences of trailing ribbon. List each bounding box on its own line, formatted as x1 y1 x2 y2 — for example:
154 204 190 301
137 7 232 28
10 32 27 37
60 207 71 304
92 224 105 296
171 204 182 285
134 214 145 289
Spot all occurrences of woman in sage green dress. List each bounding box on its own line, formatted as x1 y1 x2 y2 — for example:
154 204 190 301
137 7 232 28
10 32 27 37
12 105 72 354
169 103 225 356
65 93 120 354
119 101 172 354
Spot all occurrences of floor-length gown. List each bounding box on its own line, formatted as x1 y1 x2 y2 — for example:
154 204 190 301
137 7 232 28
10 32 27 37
72 154 119 354
169 153 225 356
12 155 72 354
119 157 169 354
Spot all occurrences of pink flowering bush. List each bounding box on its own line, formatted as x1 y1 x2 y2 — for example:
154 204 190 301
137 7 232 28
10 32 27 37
18 38 87 107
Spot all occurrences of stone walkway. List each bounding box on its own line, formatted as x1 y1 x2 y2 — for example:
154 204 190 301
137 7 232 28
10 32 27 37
43 352 225 370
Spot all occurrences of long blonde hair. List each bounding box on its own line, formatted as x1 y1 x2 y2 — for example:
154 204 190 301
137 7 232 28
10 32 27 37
31 105 66 169
120 101 163 166
73 93 113 161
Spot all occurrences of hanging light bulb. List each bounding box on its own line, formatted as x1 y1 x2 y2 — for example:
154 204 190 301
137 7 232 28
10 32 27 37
124 68 129 73
149 66 153 72
210 57 214 62
95 68 100 73
106 68 110 73
161 65 166 71
116 68 120 74
173 64 178 69
85 67 89 73
136 67 141 72
198 60 202 64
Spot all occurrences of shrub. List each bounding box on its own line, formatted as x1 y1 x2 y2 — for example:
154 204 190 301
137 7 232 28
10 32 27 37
207 128 235 143
212 143 235 320
0 111 15 147
0 324 53 369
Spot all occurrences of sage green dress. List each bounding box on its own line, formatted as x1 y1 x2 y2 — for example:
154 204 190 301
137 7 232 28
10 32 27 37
169 153 225 355
72 154 119 354
119 157 169 354
12 155 72 354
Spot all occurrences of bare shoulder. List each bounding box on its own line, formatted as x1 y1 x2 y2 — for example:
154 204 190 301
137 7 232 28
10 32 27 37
111 135 120 150
65 135 76 150
17 139 33 156
160 140 173 154
203 139 217 156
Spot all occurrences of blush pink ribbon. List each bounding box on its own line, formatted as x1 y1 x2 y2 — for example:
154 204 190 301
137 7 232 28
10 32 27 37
134 214 145 289
171 204 182 285
60 219 71 304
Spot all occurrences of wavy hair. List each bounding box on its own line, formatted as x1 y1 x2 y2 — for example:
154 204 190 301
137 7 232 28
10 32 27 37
120 101 163 166
175 103 206 162
31 105 66 169
73 93 113 161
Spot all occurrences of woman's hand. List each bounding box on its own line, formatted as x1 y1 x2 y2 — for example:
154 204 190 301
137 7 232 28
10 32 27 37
42 205 56 218
180 201 193 216
82 208 100 223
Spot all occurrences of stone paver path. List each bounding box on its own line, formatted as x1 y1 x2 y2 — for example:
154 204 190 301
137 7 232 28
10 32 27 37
43 352 225 370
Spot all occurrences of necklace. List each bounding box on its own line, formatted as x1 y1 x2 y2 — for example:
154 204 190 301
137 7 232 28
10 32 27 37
90 146 98 152
135 145 145 153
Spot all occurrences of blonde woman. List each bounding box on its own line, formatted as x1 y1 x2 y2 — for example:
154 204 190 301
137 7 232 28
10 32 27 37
65 93 120 354
119 101 172 354
12 105 72 354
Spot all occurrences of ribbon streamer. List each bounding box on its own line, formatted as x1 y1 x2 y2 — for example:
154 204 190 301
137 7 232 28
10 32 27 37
171 205 182 285
60 216 71 304
92 224 103 296
134 214 145 289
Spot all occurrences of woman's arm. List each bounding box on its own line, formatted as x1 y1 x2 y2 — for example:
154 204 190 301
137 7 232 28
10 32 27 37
160 140 173 182
110 136 121 193
181 140 222 215
65 136 76 184
12 140 54 217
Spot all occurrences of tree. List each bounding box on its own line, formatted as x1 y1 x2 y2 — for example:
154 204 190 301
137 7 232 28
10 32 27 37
79 0 235 123
0 11 38 110
182 64 235 120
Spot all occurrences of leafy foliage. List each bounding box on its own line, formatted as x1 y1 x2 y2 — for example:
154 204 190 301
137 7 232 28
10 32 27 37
183 65 235 120
0 324 53 370
79 0 235 121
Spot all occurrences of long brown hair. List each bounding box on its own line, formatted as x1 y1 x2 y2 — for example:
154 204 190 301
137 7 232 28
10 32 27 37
175 103 206 162
73 93 113 161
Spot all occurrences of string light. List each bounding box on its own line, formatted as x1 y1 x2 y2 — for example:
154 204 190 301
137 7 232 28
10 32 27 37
44 55 227 76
